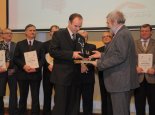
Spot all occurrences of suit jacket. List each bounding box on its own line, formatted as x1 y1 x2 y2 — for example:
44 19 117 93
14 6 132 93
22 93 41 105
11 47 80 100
13 39 44 80
8 42 16 69
135 38 155 84
97 25 139 92
49 28 84 86
42 40 52 76
80 43 96 84
97 46 105 53
97 46 105 78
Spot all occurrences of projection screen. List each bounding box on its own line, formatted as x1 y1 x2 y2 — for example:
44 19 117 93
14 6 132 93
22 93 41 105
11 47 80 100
8 0 155 30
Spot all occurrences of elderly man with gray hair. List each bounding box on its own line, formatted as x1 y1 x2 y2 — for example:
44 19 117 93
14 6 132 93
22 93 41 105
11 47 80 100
90 10 139 115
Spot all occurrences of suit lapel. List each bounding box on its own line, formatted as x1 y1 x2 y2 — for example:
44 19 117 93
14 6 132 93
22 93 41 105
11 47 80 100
31 40 37 51
146 39 153 53
137 40 145 53
23 39 32 51
64 29 75 49
137 39 153 53
9 42 14 59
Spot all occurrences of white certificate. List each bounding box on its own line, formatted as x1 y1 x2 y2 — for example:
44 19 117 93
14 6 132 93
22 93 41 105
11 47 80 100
0 50 6 69
24 51 39 68
45 53 53 65
138 54 153 73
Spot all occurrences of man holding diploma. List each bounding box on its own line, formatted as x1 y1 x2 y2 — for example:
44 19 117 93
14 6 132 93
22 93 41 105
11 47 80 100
14 24 44 115
134 24 155 115
0 28 10 115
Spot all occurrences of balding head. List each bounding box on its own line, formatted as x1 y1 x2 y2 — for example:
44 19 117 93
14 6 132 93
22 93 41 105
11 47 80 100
2 28 13 42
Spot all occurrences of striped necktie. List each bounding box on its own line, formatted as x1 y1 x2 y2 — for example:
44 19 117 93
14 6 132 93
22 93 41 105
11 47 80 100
72 34 76 41
143 41 147 51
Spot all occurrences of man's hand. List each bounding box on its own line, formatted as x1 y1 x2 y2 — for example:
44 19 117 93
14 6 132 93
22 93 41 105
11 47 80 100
81 64 88 73
90 59 98 67
23 65 36 73
0 67 7 73
147 68 154 75
73 51 83 59
48 64 53 72
136 66 144 74
89 51 101 59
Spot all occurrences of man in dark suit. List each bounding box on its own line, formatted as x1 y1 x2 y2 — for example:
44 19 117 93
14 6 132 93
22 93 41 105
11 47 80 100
78 30 96 115
2 28 17 115
0 28 10 115
14 24 44 115
97 31 113 115
42 25 59 115
90 10 139 115
49 13 84 115
134 24 155 115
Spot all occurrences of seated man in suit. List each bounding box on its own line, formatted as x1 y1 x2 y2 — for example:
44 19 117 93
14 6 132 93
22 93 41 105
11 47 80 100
78 30 96 115
42 25 59 115
14 24 44 115
2 28 17 115
97 31 113 115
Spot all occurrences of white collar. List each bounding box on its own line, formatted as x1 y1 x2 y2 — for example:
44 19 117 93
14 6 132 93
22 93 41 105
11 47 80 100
27 38 34 45
67 28 74 38
140 38 150 42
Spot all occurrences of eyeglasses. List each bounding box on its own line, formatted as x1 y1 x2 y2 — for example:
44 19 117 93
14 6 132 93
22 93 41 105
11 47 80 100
102 35 112 38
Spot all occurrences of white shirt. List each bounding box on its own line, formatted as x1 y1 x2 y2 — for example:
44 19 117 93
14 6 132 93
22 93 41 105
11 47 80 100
27 39 34 45
141 38 150 49
67 28 75 40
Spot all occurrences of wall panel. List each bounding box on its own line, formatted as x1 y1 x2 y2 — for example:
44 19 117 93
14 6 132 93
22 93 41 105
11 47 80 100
0 0 6 28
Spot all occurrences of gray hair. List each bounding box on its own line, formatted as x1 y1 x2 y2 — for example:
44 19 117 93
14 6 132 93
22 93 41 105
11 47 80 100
106 10 126 24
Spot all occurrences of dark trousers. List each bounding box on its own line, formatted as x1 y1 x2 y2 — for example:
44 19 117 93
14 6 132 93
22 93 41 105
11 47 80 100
79 82 94 115
18 80 41 115
0 73 7 115
43 72 54 115
98 72 113 115
0 96 4 115
0 73 17 115
7 75 18 115
52 84 80 115
134 78 155 115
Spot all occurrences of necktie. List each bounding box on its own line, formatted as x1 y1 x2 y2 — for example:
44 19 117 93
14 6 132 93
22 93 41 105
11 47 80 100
7 42 10 51
143 41 147 51
28 41 32 50
29 41 32 46
72 34 76 41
